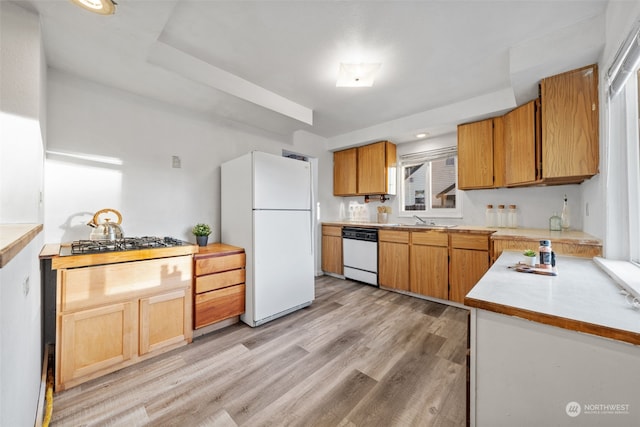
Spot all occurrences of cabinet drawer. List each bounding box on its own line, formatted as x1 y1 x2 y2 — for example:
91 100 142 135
60 256 192 312
194 284 245 329
379 230 410 244
195 253 245 276
450 234 489 251
195 269 245 294
322 225 342 237
411 231 448 246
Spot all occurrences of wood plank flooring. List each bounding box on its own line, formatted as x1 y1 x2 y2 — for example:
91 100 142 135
51 276 468 426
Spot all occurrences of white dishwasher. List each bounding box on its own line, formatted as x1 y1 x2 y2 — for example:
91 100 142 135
342 227 378 286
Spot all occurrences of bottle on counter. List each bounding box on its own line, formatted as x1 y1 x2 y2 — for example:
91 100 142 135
561 195 570 230
549 212 562 231
485 204 496 227
497 205 506 228
507 204 518 228
539 240 553 269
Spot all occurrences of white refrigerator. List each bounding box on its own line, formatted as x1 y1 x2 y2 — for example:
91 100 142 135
221 151 315 327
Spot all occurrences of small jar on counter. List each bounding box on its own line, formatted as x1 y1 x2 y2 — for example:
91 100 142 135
549 212 562 231
485 204 496 227
539 240 552 269
497 205 506 228
507 205 518 228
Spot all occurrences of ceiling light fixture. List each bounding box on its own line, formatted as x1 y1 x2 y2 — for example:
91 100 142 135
336 63 381 87
415 133 429 139
70 0 116 15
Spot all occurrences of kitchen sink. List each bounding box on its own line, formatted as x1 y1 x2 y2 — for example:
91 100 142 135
410 224 457 229
378 223 457 229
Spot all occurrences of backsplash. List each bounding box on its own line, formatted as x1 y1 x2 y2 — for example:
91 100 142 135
332 183 584 231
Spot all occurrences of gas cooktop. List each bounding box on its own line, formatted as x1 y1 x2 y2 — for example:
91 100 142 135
60 236 189 256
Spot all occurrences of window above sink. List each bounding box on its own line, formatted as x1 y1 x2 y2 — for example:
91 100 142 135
398 146 462 218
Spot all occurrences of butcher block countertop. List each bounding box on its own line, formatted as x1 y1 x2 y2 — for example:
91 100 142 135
490 227 601 245
195 242 245 258
322 221 601 243
323 221 493 235
465 251 640 346
0 223 43 268
49 243 199 269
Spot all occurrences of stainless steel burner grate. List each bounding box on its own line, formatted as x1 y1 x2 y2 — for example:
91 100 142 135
70 236 186 254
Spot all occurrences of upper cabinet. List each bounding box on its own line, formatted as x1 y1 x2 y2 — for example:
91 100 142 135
457 117 504 189
458 63 599 190
504 99 540 186
540 64 599 183
333 148 357 196
333 141 396 196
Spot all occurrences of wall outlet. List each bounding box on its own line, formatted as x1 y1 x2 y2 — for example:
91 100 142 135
172 156 181 168
585 202 590 217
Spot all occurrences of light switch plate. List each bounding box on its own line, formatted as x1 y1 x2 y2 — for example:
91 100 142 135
172 155 181 168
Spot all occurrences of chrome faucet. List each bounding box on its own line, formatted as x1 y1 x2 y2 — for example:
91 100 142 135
413 215 427 224
414 215 436 225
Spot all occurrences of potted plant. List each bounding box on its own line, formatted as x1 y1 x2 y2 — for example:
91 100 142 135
523 249 537 266
192 223 212 247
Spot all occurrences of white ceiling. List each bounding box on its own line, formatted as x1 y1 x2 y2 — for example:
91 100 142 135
17 0 608 147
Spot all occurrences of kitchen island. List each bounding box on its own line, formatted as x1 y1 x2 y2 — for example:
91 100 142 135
465 251 640 426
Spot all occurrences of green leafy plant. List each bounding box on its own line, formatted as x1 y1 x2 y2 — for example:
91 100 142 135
192 223 212 236
523 249 536 257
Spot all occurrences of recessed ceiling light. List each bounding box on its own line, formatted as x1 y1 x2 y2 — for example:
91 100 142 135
70 0 116 15
415 133 429 139
336 63 381 87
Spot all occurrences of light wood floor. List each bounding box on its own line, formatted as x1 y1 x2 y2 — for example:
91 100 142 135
51 276 468 426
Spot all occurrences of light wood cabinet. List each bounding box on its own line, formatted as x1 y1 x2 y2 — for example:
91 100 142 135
410 231 449 300
139 289 189 355
333 141 396 196
449 234 490 304
357 141 397 195
321 225 343 275
459 64 599 190
541 64 599 183
378 230 410 291
56 255 193 391
333 148 357 196
193 244 245 329
59 302 136 387
504 100 540 186
458 118 503 189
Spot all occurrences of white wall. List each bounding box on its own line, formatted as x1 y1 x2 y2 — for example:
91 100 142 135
0 2 46 426
44 70 338 248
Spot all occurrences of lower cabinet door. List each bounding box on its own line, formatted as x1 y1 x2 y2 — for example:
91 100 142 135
59 302 137 387
410 245 449 300
139 289 190 355
378 241 410 291
449 248 489 303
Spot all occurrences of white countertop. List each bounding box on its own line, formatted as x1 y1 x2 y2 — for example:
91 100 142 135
465 251 640 345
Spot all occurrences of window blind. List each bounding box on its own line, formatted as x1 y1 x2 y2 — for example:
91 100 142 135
608 19 640 97
399 146 457 164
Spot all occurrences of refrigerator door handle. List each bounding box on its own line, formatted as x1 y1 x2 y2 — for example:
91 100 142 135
309 211 314 254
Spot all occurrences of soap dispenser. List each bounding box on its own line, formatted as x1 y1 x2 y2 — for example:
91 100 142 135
561 195 570 230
